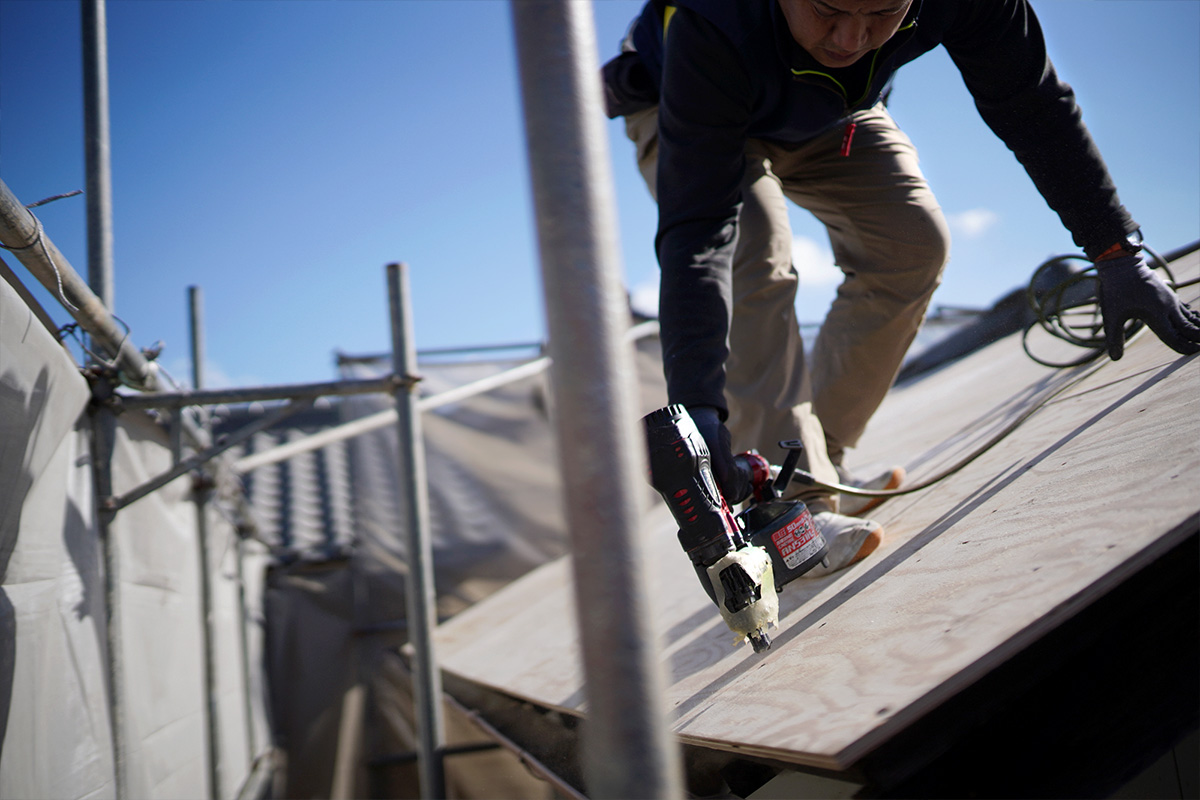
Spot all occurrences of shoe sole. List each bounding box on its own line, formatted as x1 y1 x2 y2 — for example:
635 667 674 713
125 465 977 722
846 529 884 567
841 467 905 517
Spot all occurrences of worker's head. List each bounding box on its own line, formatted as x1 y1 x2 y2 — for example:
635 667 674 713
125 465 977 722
778 0 914 69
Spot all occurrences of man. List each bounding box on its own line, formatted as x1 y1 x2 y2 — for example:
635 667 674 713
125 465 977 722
604 0 1200 572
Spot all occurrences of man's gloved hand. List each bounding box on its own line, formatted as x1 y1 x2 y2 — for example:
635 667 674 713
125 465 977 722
688 406 751 505
1095 253 1200 361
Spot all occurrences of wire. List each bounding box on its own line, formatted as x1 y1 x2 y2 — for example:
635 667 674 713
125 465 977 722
804 243 1192 503
1020 245 1180 369
794 351 1115 499
0 216 79 312
26 189 83 208
58 312 135 371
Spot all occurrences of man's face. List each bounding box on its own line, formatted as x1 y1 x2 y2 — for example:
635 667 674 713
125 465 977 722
778 0 914 69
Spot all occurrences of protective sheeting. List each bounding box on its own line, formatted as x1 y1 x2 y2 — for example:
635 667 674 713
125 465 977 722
106 411 269 799
1 273 109 799
0 272 268 799
261 559 557 799
237 339 668 797
342 360 572 616
336 342 669 616
248 361 574 797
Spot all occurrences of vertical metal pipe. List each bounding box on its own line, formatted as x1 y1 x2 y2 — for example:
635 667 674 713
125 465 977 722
81 0 115 310
234 537 258 767
195 469 222 800
190 286 222 800
83 4 123 771
508 2 683 798
190 286 205 391
94 405 126 800
387 262 446 799
83 17 123 785
218 301 258 772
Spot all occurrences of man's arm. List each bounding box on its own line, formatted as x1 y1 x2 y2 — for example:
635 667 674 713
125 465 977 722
942 0 1135 258
654 7 755 415
943 0 1199 358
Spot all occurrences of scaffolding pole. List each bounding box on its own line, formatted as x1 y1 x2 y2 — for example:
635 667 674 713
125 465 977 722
387 262 446 799
509 2 683 798
92 404 126 800
189 287 222 800
80 7 126 797
82 0 115 311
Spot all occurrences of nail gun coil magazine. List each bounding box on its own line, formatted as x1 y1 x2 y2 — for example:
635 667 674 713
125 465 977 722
643 404 830 652
743 500 827 589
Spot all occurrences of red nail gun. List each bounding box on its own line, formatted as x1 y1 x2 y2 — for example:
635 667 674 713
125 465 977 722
643 405 828 652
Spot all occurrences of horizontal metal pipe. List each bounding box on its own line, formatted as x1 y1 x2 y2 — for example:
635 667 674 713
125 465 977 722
232 408 398 474
114 374 410 411
367 742 501 768
231 320 660 475
230 361 550 474
105 399 312 512
0 178 158 391
339 340 545 364
419 355 550 412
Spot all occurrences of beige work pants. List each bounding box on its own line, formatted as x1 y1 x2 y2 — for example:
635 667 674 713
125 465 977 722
626 103 949 510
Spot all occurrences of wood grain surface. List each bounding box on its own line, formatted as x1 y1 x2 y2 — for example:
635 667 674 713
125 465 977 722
434 254 1200 770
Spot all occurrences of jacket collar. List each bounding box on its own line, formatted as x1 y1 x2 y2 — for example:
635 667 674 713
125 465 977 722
772 0 922 98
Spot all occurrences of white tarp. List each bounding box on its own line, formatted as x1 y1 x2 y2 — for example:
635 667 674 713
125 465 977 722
1 270 267 799
0 275 109 798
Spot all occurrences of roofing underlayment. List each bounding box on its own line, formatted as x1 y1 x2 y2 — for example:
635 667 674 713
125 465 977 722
433 252 1199 784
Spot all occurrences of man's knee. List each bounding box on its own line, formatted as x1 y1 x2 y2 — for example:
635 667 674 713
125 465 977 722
840 204 950 303
895 208 950 300
733 165 797 300
909 205 951 279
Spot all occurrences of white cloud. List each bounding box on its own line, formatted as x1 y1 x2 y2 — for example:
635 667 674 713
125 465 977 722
947 208 1000 239
160 355 260 391
792 236 840 288
627 235 838 318
630 280 659 318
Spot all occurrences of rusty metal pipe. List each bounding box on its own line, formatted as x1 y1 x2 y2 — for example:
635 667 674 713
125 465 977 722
0 178 158 391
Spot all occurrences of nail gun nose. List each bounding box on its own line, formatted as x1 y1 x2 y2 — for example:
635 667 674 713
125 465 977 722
749 628 772 653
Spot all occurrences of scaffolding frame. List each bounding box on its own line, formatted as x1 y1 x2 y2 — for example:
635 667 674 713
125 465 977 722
0 0 682 796
1 210 446 799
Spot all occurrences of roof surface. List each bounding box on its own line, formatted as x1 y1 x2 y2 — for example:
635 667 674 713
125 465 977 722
433 252 1200 770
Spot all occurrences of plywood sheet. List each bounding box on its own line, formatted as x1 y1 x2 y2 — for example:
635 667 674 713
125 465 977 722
434 254 1200 770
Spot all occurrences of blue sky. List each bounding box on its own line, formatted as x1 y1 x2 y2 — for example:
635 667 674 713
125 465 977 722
2 0 1197 390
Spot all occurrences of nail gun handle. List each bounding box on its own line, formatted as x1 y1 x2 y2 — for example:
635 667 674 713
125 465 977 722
773 440 805 495
643 405 744 564
734 452 773 502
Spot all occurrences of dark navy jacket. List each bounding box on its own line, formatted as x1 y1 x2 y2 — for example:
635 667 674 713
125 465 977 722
605 0 1137 415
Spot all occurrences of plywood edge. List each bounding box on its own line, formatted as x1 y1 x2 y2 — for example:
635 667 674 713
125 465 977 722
830 512 1199 770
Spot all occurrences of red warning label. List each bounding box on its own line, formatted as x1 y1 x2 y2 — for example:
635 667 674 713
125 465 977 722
771 513 822 570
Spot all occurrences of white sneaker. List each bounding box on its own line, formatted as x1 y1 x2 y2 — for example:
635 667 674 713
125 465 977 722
836 465 905 517
800 511 884 578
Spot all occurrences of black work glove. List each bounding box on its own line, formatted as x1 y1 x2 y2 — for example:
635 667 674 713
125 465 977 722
1095 253 1200 361
688 406 751 505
